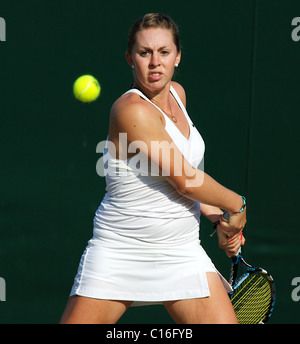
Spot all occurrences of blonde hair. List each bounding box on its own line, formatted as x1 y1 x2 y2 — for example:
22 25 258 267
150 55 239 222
127 13 181 54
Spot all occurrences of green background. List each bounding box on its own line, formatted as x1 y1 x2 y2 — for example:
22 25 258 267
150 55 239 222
0 0 299 324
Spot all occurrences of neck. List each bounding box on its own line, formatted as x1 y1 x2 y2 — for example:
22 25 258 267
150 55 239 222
132 81 178 122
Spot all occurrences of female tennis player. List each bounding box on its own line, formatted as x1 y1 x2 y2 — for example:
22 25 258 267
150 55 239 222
60 13 246 324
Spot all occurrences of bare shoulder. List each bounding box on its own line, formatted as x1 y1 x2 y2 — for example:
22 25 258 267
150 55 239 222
109 91 164 142
111 92 161 124
112 91 146 110
171 81 187 107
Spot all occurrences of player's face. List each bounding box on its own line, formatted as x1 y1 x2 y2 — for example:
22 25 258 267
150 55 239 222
127 27 181 93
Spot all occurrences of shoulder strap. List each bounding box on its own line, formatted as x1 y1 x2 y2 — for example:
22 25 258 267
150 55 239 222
124 88 168 117
170 85 194 126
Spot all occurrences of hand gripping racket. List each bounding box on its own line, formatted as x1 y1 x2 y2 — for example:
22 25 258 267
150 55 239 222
222 211 276 324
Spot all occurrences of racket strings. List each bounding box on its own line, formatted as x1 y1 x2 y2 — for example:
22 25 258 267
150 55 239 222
231 272 273 324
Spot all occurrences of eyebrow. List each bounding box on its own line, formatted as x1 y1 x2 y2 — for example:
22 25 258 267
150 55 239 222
139 45 170 51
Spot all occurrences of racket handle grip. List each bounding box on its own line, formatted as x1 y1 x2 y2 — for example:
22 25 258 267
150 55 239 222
222 211 243 259
233 247 242 259
222 210 230 222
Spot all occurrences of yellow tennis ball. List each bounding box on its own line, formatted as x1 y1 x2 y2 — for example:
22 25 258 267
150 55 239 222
73 75 101 102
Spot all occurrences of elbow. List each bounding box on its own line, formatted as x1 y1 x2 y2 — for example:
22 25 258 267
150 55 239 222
175 179 199 199
165 176 193 198
176 185 193 198
166 170 205 199
175 173 204 197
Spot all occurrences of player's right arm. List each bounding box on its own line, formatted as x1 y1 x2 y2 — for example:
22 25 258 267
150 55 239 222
108 93 246 236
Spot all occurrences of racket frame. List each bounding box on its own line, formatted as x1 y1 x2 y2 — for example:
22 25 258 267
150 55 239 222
229 250 276 324
222 210 276 323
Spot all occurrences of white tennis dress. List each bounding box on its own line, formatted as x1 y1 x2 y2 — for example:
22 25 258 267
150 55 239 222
70 86 231 306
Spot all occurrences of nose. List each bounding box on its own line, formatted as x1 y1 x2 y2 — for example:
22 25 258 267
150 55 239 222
150 52 160 67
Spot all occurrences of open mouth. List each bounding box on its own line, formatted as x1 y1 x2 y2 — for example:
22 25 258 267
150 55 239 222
149 72 163 81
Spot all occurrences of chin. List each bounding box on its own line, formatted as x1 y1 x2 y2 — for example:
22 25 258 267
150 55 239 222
147 80 170 92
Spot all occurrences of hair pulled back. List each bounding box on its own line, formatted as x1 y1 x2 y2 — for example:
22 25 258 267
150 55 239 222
127 13 181 54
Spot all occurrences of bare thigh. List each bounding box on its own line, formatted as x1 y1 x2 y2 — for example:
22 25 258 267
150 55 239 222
60 295 132 324
163 272 238 324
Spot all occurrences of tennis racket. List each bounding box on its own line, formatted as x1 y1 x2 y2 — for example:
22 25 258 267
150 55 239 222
222 211 276 324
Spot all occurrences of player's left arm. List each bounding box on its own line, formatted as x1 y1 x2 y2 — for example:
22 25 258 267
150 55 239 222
200 203 223 223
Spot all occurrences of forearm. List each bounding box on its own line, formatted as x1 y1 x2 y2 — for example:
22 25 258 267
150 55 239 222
199 203 223 223
178 171 243 214
177 170 246 236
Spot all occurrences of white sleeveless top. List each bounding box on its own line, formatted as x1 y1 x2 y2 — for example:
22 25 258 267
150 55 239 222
93 86 205 247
